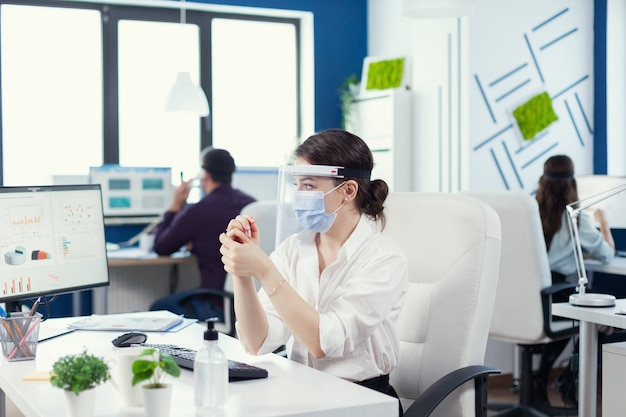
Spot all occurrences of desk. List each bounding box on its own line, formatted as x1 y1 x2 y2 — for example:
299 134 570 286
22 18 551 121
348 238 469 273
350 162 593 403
93 250 196 315
552 299 626 417
0 318 397 417
584 255 626 276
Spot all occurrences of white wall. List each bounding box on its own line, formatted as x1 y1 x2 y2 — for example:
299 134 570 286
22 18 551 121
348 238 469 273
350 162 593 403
469 0 594 192
368 0 597 195
368 0 469 193
607 0 626 176
367 0 597 374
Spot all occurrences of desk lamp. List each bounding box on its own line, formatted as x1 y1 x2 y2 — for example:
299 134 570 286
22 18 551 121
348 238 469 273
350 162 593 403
566 183 626 307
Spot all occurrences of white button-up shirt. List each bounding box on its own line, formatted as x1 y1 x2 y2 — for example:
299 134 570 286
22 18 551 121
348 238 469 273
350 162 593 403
249 214 408 382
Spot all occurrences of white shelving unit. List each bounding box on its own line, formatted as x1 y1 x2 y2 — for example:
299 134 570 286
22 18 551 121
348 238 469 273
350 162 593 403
603 341 626 416
346 89 413 192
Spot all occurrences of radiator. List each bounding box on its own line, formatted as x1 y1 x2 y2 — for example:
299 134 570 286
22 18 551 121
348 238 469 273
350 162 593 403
106 263 200 314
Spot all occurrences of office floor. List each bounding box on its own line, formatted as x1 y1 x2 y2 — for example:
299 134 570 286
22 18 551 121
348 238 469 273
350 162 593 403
487 370 597 417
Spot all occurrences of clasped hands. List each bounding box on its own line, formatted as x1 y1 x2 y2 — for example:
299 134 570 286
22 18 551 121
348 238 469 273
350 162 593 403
219 215 272 279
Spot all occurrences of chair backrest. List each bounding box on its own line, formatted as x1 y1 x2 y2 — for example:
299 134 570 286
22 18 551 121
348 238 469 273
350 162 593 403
241 200 278 255
385 192 501 417
461 191 554 344
221 200 277 335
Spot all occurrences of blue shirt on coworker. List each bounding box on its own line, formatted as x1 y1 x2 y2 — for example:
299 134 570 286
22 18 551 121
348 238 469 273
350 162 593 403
548 210 614 277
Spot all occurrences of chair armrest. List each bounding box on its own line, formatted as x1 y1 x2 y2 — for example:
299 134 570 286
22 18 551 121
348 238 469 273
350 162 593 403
178 288 234 301
541 283 579 339
404 365 500 417
178 289 236 336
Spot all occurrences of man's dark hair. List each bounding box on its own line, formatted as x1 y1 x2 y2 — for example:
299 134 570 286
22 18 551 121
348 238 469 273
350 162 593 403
202 148 236 184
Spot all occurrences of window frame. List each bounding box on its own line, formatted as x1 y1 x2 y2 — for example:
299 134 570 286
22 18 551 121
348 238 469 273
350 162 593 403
0 0 303 184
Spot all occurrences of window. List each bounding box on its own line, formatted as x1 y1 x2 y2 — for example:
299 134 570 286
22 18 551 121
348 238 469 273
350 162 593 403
1 4 103 186
0 1 307 186
211 18 298 167
117 19 201 180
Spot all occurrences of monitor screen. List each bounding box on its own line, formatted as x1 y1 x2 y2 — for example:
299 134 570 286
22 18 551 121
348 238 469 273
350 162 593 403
0 184 109 303
231 166 279 201
89 165 173 218
575 175 626 229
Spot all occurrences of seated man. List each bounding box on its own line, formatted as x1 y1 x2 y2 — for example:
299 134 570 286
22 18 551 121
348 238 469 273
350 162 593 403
151 148 256 320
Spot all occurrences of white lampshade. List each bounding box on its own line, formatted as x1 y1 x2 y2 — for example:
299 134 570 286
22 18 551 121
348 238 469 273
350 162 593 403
165 71 210 117
402 0 475 18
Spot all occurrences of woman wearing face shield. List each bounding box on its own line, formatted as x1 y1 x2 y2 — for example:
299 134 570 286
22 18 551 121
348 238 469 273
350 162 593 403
219 129 408 414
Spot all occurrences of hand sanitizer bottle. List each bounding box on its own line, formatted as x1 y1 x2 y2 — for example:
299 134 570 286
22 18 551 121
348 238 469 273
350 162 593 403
194 318 228 409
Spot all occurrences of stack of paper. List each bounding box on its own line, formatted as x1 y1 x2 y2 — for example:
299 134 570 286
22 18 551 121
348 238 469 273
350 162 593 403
68 310 190 332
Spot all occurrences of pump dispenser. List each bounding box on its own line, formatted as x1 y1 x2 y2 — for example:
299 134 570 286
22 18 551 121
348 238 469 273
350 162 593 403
194 318 228 409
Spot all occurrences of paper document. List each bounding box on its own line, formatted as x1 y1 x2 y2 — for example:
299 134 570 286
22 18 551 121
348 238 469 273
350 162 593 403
68 310 185 332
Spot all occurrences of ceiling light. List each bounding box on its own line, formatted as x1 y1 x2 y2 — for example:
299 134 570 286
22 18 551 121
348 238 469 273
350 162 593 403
164 0 209 117
402 0 475 18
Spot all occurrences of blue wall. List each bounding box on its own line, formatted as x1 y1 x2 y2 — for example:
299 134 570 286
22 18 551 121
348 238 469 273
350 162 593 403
193 0 368 131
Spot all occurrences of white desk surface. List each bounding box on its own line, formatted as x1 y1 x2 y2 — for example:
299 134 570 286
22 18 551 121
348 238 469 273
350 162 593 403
552 299 626 417
553 298 626 329
584 255 626 275
0 318 397 417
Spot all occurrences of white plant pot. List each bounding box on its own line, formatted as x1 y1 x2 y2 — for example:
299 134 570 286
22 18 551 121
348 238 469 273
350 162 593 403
63 387 96 417
142 384 173 417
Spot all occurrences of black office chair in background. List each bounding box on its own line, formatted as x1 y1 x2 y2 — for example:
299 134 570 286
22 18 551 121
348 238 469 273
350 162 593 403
150 200 278 337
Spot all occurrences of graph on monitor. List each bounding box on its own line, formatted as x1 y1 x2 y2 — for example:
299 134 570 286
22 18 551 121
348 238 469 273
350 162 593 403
0 184 110 305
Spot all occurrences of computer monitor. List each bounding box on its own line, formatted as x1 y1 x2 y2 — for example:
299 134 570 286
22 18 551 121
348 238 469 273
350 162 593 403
89 165 173 218
576 175 626 229
231 166 279 201
0 184 109 309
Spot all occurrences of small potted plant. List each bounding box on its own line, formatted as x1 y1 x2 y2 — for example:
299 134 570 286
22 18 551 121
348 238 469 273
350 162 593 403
50 349 110 417
339 74 360 130
132 348 181 417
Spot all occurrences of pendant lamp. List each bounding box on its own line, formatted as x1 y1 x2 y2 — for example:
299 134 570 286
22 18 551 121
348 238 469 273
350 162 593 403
165 0 210 117
402 0 475 18
165 71 210 116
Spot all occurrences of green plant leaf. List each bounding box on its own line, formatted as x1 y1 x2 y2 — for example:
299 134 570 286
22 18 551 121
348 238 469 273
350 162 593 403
131 348 181 387
131 359 158 386
50 350 110 395
159 353 182 378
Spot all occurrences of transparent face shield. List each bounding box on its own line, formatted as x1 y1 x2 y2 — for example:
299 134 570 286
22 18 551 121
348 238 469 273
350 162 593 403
275 165 348 247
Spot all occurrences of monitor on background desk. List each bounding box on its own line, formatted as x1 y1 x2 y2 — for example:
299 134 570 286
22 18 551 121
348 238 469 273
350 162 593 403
232 166 279 201
576 175 626 229
89 165 173 219
0 184 110 311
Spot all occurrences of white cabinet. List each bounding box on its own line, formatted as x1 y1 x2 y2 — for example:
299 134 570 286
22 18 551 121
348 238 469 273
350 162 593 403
345 90 413 192
603 341 626 417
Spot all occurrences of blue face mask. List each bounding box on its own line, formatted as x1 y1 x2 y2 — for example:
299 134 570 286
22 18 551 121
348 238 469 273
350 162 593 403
292 182 345 233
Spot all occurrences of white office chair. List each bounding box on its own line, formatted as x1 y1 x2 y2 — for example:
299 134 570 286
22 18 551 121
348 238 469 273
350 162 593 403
463 191 579 417
220 200 278 335
384 192 502 417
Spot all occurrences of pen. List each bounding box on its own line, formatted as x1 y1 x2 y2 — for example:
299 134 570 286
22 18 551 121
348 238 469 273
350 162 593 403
28 297 41 317
8 316 40 360
180 171 184 182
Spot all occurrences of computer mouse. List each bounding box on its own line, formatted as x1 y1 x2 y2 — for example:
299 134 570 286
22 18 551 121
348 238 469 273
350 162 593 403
111 332 147 348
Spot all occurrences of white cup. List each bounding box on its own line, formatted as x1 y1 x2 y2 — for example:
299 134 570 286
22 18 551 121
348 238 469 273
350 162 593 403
139 233 155 253
110 347 146 406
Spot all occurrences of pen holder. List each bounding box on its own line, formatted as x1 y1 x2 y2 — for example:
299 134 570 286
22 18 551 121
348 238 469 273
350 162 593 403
0 312 42 361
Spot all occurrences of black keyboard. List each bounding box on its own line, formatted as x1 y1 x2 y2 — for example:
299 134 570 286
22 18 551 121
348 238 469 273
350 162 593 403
141 343 268 381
